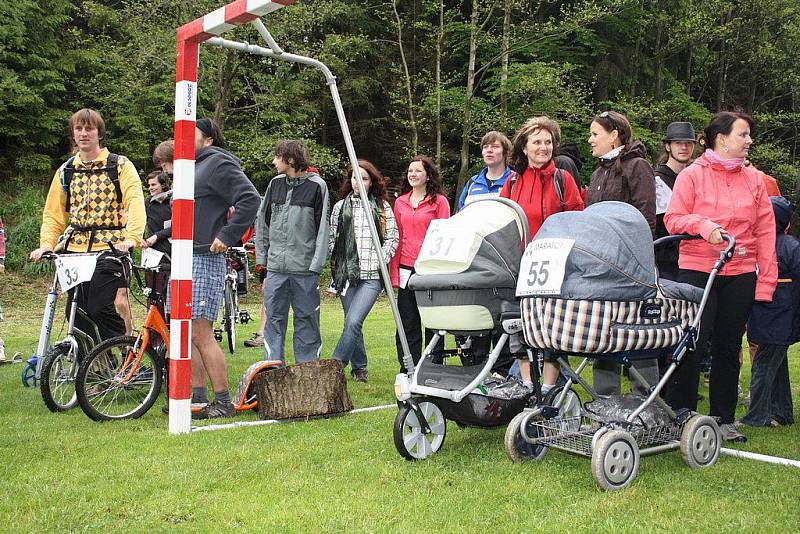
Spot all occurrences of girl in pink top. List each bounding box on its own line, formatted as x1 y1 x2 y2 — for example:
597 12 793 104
664 111 777 443
390 155 450 371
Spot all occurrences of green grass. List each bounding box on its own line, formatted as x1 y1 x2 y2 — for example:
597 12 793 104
0 272 799 532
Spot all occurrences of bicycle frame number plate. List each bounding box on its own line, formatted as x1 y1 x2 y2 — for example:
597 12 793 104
55 254 98 291
141 248 164 268
516 238 575 296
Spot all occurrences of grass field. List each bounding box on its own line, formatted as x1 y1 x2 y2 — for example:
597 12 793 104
1 271 799 532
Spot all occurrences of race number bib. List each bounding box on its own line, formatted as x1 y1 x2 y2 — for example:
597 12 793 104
141 247 164 268
55 254 98 291
516 238 575 296
418 219 475 265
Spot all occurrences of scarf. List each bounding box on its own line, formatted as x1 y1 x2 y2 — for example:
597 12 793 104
599 145 624 161
704 149 745 171
332 193 382 291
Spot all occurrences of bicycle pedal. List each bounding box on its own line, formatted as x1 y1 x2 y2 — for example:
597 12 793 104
239 311 251 324
213 329 223 342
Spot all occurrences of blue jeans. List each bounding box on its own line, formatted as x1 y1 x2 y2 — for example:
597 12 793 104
332 279 381 371
263 272 321 364
740 343 794 426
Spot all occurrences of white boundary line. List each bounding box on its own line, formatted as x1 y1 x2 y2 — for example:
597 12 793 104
720 447 800 468
192 403 396 433
192 406 800 470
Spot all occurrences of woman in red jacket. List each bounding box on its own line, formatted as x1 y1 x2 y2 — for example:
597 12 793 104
390 155 450 371
664 111 777 443
500 116 584 392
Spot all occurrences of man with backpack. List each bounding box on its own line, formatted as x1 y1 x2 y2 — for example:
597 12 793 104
30 108 145 341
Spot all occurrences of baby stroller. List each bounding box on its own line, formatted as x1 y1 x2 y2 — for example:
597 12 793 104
504 201 733 490
393 197 539 460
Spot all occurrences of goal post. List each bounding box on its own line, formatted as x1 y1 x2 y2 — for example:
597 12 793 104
170 0 412 434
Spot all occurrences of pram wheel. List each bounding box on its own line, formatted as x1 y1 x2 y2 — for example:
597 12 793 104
680 415 721 469
393 401 446 461
591 430 639 491
504 411 548 462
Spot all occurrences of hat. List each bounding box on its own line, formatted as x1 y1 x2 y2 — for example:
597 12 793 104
664 122 696 143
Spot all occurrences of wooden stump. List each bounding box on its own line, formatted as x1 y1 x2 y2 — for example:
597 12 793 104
255 359 353 420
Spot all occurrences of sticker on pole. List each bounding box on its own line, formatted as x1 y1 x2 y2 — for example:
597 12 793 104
55 254 98 291
415 219 479 272
516 238 575 296
141 248 164 268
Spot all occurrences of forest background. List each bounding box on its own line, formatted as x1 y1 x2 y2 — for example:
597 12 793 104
1 0 799 272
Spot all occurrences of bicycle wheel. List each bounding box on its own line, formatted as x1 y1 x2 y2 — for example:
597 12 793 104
76 335 163 421
40 343 79 412
224 281 237 354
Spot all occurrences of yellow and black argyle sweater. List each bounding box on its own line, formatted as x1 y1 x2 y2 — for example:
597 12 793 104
40 148 145 252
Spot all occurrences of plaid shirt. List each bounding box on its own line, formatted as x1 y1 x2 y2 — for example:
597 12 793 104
330 196 399 280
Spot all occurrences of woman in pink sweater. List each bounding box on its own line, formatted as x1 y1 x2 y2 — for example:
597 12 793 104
664 111 777 443
390 155 450 371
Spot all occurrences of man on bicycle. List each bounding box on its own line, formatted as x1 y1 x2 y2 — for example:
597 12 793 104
30 108 145 341
177 118 260 419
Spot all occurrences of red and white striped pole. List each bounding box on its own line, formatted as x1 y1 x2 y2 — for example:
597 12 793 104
171 0 297 434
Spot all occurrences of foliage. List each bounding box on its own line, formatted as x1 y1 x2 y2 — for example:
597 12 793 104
1 0 799 270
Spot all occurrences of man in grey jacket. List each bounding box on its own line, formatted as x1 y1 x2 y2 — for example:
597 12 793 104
255 140 329 364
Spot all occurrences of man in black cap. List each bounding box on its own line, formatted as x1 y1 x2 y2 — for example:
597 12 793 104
170 117 260 419
654 121 696 279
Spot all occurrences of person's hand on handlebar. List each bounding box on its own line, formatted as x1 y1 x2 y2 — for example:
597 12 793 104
30 246 53 261
141 235 157 249
707 228 725 245
114 240 136 254
210 238 228 254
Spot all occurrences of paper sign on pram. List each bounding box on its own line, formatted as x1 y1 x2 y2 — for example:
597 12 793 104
516 238 575 296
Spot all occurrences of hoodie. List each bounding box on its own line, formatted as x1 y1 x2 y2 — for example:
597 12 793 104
193 146 260 255
499 160 584 239
555 141 584 179
664 151 777 301
586 141 656 234
747 197 800 344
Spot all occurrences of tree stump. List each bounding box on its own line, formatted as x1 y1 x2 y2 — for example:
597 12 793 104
255 359 353 420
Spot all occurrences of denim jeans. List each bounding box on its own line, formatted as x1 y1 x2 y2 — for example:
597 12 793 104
263 272 321 364
740 343 795 426
332 279 381 371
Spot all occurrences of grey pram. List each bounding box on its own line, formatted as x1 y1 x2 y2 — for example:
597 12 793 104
505 201 731 490
393 198 536 460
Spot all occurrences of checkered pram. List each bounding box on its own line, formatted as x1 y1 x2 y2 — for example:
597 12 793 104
521 294 698 354
518 201 701 355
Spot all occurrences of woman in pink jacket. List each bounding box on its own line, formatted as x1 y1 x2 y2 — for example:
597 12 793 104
664 111 777 443
390 155 450 371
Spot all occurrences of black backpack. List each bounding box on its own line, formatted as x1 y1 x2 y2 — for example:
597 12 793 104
60 153 122 212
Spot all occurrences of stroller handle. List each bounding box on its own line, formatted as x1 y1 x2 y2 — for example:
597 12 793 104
654 232 736 267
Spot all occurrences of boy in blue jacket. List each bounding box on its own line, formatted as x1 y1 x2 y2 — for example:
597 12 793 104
738 196 799 427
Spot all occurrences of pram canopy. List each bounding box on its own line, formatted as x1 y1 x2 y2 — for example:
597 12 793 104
409 198 528 332
410 198 527 290
522 201 657 301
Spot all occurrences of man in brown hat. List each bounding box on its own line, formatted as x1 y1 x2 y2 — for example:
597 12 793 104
654 121 696 279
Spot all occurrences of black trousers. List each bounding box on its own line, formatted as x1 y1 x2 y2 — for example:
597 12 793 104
395 286 442 372
666 270 756 423
66 253 129 342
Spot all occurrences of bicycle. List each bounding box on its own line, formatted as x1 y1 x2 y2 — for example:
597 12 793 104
37 250 117 412
21 269 60 388
215 246 251 354
75 263 168 421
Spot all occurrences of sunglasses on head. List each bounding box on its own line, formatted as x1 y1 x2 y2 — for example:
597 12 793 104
599 111 618 132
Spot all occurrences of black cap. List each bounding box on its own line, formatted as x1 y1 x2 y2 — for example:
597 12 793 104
664 122 696 143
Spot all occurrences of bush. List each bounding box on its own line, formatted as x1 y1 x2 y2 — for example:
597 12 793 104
0 182 47 273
